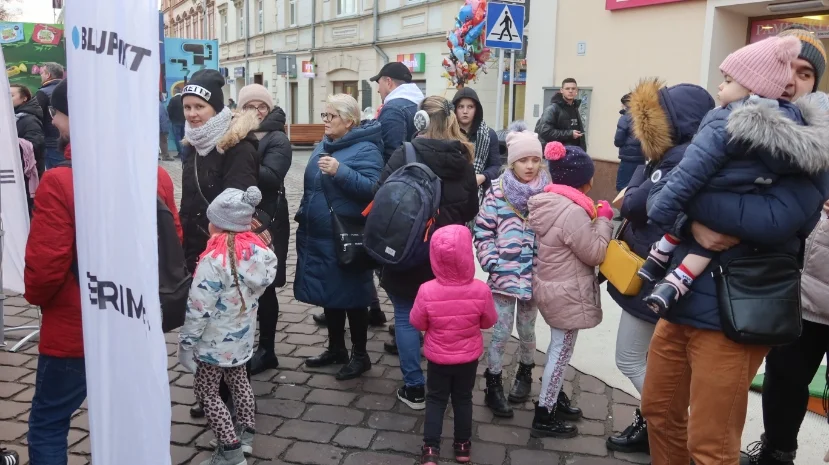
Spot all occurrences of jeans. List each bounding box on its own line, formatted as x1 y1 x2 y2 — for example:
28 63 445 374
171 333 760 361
762 320 829 452
28 355 87 465
641 320 768 465
423 360 477 447
615 311 656 394
44 147 64 170
171 123 185 155
390 293 425 387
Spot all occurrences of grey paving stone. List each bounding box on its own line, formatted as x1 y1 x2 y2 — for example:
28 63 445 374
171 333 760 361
302 404 364 426
283 441 346 465
355 394 397 411
580 375 608 394
305 389 357 406
371 431 422 453
367 412 419 432
541 435 609 456
273 384 310 401
333 426 376 449
509 449 562 465
250 435 293 460
341 451 416 465
476 424 530 445
579 392 610 421
256 398 306 419
612 404 638 433
274 419 340 443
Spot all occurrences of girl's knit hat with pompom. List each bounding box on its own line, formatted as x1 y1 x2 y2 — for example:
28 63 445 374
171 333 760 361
207 186 262 232
544 142 594 189
719 35 801 99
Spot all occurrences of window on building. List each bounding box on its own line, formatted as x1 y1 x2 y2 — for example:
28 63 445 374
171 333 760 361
238 7 244 39
337 0 356 16
333 81 359 102
289 0 296 26
221 12 228 42
208 10 215 39
258 0 264 33
185 18 191 38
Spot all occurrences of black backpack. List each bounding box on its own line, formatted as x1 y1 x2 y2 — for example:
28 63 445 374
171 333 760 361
60 161 191 332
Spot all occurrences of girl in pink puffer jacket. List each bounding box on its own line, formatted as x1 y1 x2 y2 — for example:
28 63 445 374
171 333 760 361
410 225 498 465
526 142 614 440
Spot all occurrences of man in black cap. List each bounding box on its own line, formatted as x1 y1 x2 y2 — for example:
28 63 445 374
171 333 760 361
371 62 424 164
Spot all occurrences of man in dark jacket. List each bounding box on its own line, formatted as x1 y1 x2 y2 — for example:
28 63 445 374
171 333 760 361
535 78 586 150
167 93 186 158
159 96 173 161
34 62 64 169
613 93 644 191
372 62 424 163
453 87 502 200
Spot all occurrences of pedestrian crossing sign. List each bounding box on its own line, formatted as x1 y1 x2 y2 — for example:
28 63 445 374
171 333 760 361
485 2 525 50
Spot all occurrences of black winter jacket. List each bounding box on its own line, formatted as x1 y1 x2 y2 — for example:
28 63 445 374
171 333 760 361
35 79 61 148
613 111 644 164
535 93 586 150
255 108 292 287
377 138 479 300
15 98 45 175
179 112 261 273
167 94 186 125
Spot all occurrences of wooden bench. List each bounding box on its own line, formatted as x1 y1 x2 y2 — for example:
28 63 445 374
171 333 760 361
289 124 325 146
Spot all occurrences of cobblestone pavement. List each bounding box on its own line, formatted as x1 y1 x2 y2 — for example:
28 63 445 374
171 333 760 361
1 154 650 465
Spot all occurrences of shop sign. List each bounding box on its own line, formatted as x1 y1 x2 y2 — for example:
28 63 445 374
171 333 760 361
234 66 245 78
397 53 426 73
301 60 315 78
606 0 688 11
502 70 526 85
750 18 829 43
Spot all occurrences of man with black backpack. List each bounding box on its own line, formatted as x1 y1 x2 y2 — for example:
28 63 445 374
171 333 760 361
23 79 189 463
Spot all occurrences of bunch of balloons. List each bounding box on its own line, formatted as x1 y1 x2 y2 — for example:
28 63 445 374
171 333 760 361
443 0 492 88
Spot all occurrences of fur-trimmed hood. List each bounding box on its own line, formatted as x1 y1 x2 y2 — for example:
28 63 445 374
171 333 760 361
727 94 829 175
628 78 714 161
182 110 261 154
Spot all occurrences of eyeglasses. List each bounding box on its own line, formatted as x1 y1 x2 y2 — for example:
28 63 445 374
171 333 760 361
320 112 340 122
243 104 270 113
48 106 57 118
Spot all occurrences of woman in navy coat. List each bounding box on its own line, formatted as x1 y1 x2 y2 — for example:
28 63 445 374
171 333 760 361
294 94 384 381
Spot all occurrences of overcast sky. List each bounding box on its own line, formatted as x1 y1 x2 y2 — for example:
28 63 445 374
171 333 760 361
15 0 58 23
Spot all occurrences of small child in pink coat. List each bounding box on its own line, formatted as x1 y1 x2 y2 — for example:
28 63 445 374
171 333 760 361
410 225 498 465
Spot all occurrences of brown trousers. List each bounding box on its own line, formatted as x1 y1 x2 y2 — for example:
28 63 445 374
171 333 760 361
641 319 768 465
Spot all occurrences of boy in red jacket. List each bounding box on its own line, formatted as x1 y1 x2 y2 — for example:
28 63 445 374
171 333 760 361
409 225 498 465
23 79 181 464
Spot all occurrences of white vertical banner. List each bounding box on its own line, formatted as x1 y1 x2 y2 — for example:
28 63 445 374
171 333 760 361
0 46 29 294
65 1 171 464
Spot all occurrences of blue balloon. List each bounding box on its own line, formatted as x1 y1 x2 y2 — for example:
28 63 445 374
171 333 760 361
453 46 466 62
449 33 460 48
458 4 473 23
465 21 485 43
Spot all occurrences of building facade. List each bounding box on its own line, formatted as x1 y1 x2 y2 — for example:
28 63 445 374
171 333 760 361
527 0 829 201
163 0 218 41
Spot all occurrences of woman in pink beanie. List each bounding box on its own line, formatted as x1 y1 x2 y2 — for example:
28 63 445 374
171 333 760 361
638 35 829 314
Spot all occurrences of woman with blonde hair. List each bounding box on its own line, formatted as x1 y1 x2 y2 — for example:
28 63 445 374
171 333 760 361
294 93 384 381
376 95 479 411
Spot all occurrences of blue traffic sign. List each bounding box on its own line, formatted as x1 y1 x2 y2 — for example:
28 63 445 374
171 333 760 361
485 2 525 50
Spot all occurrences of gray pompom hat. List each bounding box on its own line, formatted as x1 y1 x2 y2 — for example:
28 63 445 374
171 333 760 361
207 186 262 232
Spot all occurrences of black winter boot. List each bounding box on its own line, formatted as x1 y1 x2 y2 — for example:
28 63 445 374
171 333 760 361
368 306 387 327
305 348 349 367
556 391 582 421
248 346 279 375
336 350 371 380
484 369 513 418
606 408 649 454
740 434 795 465
508 363 534 403
530 402 578 438
312 312 327 326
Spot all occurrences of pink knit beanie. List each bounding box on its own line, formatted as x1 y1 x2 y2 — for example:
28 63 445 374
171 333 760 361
506 131 543 165
237 84 274 111
719 36 801 99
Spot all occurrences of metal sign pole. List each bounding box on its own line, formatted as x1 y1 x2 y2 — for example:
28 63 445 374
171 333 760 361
495 50 505 130
285 55 291 140
507 52 516 125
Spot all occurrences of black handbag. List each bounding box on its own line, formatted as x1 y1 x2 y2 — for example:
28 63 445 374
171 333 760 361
714 250 803 346
320 176 375 270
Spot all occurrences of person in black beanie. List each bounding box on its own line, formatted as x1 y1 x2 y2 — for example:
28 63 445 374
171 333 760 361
177 69 263 429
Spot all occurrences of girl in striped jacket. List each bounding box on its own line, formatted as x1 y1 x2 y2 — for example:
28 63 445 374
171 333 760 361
473 127 548 419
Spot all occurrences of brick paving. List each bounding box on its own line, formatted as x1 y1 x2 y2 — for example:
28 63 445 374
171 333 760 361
1 154 650 465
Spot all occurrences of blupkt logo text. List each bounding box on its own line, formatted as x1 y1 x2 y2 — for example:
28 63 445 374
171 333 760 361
71 26 152 71
87 272 151 330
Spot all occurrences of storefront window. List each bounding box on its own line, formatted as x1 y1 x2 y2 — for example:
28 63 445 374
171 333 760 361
333 81 359 102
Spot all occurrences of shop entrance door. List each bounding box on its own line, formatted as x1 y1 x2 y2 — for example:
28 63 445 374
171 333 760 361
334 81 359 102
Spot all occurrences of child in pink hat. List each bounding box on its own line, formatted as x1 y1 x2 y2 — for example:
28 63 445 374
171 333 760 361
638 35 829 313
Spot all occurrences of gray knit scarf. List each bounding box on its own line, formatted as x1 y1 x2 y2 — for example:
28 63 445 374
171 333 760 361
184 107 233 156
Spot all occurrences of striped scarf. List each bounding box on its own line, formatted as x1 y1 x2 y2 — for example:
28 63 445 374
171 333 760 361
471 120 491 203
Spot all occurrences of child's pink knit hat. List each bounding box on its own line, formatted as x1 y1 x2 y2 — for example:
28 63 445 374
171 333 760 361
719 36 801 99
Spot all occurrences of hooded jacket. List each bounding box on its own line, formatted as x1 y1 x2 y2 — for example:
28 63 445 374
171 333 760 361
255 107 292 288
648 96 829 232
528 185 613 330
294 120 384 309
535 93 586 150
24 145 182 358
378 138 479 300
15 98 45 173
614 111 644 164
377 82 424 163
409 225 498 365
609 80 714 324
179 233 277 367
180 111 261 273
452 87 502 189
802 213 829 326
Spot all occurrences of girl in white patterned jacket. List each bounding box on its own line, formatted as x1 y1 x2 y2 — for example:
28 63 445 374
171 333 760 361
178 186 277 465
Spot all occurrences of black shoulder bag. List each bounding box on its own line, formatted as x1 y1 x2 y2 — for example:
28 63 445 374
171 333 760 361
320 174 375 270
714 246 803 346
